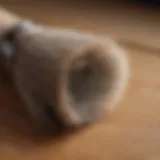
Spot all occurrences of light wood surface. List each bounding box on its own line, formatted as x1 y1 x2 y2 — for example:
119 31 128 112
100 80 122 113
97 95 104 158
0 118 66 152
0 1 160 160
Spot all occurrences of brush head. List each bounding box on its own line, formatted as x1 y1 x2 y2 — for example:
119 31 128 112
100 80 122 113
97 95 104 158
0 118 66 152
0 21 129 134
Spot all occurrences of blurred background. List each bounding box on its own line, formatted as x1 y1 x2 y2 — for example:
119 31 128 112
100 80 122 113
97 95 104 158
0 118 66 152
1 0 160 49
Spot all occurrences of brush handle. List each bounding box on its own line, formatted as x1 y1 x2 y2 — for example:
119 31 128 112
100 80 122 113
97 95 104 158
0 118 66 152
0 6 21 36
0 6 22 73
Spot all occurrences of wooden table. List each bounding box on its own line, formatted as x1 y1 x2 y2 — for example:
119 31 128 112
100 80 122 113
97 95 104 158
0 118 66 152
0 1 160 160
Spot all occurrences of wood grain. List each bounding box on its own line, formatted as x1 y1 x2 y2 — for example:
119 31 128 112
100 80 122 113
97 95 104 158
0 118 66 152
0 1 160 160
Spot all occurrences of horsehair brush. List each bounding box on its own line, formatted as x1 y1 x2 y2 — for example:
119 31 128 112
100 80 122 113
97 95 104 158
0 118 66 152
0 6 129 134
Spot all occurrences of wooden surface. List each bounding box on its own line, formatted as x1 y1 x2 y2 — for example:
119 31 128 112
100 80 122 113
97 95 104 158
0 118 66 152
0 1 160 160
